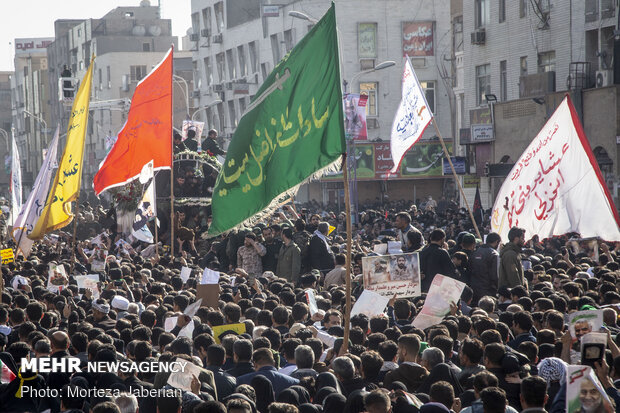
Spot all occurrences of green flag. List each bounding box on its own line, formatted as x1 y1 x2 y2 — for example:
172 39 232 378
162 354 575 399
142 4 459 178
209 4 345 236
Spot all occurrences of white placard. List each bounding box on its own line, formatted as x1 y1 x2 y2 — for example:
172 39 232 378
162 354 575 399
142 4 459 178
180 266 192 283
167 361 202 392
351 289 389 318
201 268 220 285
305 289 319 316
413 274 466 330
184 299 202 318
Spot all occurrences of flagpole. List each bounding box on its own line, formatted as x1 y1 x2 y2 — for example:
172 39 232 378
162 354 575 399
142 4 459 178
70 201 80 273
342 153 352 354
170 44 175 257
432 121 482 240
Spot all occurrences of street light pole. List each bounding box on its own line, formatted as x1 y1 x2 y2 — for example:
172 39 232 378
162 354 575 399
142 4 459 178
191 100 223 122
23 109 48 146
173 75 190 117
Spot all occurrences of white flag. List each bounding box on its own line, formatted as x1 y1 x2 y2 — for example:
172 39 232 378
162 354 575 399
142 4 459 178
389 57 433 173
12 126 60 256
491 96 620 241
9 131 22 226
131 160 156 243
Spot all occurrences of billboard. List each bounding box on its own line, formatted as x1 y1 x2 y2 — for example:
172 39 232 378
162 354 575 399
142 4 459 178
14 38 54 56
402 22 434 57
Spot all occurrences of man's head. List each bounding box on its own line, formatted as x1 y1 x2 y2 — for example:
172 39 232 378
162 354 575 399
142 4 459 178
507 227 526 246
282 227 293 243
323 310 342 330
480 387 507 413
429 229 446 244
318 222 329 235
309 214 320 227
574 320 593 340
244 232 257 247
397 334 421 363
395 212 411 230
208 129 218 139
579 378 603 413
486 232 501 248
50 331 70 354
262 228 274 243
364 389 391 413
520 376 548 409
332 356 355 381
397 256 407 269
252 348 275 369
429 381 454 410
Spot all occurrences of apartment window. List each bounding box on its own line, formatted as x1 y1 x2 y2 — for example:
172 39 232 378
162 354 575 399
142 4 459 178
106 66 111 88
359 82 377 116
261 62 270 82
79 61 84 71
215 53 226 82
228 100 237 128
143 42 151 52
202 7 212 35
500 60 507 101
226 49 236 79
284 30 295 53
237 45 247 77
453 16 463 53
475 64 491 106
520 56 528 76
239 97 247 116
538 51 555 73
217 102 225 132
191 12 200 37
520 0 528 17
420 81 436 114
499 0 506 23
249 41 258 73
98 68 102 89
475 0 489 28
77 28 82 37
204 57 213 86
214 2 224 32
270 34 281 65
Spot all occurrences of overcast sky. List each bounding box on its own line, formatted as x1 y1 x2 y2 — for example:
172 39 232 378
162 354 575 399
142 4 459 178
0 0 192 72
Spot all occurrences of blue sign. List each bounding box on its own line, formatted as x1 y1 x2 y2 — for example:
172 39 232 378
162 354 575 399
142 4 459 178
443 156 467 175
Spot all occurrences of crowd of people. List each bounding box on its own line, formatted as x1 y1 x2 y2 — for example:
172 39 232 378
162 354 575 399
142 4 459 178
0 194 619 413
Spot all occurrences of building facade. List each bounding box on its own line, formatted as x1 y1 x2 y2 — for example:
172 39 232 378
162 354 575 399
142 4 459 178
190 0 453 207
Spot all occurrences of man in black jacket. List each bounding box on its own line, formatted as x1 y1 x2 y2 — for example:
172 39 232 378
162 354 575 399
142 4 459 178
470 232 501 304
309 222 335 273
202 129 226 156
206 344 237 400
419 229 458 292
226 339 255 378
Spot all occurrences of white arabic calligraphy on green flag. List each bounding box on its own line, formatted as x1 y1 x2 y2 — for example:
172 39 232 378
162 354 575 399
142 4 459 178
209 3 345 236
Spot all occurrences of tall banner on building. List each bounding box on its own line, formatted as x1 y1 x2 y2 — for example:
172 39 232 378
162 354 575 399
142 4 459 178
491 95 620 241
93 47 173 195
13 125 59 256
209 4 346 236
29 56 94 240
9 131 22 226
344 93 368 140
389 57 433 173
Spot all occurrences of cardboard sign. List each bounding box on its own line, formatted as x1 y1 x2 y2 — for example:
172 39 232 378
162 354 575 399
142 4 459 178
362 252 421 298
180 266 192 283
351 289 389 318
413 274 466 330
566 365 613 413
167 361 202 392
201 268 220 284
196 283 220 308
211 323 247 344
568 310 604 339
1 248 14 264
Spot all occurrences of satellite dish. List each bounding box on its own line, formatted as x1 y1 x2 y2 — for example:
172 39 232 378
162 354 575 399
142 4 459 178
132 25 146 36
148 25 162 36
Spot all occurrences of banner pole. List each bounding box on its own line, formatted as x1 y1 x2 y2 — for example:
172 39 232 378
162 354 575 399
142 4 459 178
70 201 80 273
432 120 482 240
170 45 175 257
342 152 352 353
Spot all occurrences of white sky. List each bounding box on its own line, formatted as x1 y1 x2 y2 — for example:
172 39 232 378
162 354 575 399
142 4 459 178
0 0 192 71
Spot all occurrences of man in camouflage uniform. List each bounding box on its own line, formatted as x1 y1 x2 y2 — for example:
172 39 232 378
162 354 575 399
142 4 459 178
236 232 267 276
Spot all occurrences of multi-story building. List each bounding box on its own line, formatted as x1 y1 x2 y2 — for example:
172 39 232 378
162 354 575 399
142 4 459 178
190 0 453 206
45 3 182 193
456 0 620 207
0 72 12 195
10 37 54 189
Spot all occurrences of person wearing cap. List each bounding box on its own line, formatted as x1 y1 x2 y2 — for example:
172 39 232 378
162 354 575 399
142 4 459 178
111 295 130 320
499 227 527 290
275 227 301 285
237 232 267 277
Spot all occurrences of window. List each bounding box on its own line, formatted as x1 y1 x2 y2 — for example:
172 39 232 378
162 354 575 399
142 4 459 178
98 68 102 89
261 62 270 82
228 100 237 128
453 16 463 53
217 102 225 132
249 42 258 73
499 0 506 23
520 56 528 76
420 81 436 114
204 57 213 86
475 0 489 28
79 61 84 71
106 66 111 88
214 2 224 32
500 60 507 101
216 52 226 82
537 51 555 73
226 49 236 79
284 29 294 53
237 45 247 77
520 0 527 17
202 7 212 35
239 97 247 116
475 64 491 106
270 34 281 65
359 82 377 116
143 42 150 52
77 28 82 37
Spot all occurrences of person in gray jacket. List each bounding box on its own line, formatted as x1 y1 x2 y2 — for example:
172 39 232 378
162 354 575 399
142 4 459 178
470 232 501 304
499 227 526 290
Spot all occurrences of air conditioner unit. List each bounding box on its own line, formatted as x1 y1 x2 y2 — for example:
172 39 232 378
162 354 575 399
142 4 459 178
201 29 210 37
192 90 201 98
225 82 233 90
470 29 486 45
212 34 223 43
596 70 613 88
213 84 224 92
189 33 199 42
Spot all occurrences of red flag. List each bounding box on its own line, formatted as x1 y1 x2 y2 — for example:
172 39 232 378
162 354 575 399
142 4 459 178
93 47 173 195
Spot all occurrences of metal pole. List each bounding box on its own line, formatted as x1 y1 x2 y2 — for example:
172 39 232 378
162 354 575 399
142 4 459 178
432 120 482 240
170 47 176 257
342 153 353 353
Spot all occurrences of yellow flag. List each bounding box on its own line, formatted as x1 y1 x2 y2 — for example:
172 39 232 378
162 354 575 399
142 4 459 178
29 57 94 240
